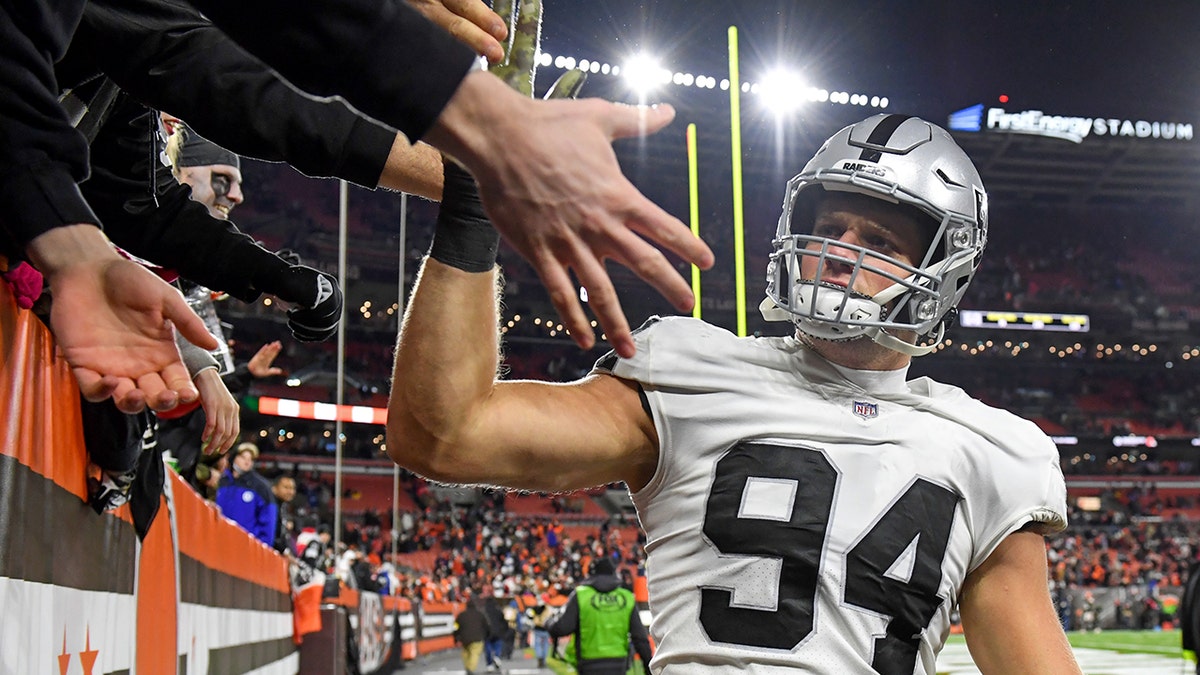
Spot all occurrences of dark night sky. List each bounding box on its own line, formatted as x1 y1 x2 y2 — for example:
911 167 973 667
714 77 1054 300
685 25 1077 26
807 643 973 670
535 1 1200 122
495 1 1200 323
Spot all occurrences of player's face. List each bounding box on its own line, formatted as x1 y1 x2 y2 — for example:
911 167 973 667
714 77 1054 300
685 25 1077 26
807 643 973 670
801 193 928 299
178 164 244 219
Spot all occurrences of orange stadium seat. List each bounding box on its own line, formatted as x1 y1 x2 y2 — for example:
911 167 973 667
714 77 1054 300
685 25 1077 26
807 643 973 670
340 474 419 514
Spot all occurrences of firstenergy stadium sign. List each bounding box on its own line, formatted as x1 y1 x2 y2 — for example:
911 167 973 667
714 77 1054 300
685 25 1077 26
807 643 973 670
948 104 1192 144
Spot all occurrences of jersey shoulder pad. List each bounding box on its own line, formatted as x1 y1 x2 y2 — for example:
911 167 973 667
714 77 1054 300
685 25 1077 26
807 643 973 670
592 316 743 386
913 376 1057 456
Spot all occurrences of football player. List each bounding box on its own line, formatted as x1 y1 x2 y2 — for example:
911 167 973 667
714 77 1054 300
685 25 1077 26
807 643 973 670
387 114 1081 674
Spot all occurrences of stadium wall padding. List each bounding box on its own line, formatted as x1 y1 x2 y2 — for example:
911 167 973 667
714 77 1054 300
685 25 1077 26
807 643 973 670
0 284 296 674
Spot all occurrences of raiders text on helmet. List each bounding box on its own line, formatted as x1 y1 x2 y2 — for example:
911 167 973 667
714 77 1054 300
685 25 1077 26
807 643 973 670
761 114 988 356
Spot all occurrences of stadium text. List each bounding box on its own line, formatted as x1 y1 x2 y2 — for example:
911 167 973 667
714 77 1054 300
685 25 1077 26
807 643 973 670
987 108 1192 144
948 104 1193 144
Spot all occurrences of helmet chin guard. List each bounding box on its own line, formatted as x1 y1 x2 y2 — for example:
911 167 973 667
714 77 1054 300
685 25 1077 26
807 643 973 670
762 114 987 357
791 282 881 340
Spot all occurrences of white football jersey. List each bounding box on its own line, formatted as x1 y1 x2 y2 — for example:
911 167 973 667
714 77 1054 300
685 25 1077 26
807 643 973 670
594 317 1067 674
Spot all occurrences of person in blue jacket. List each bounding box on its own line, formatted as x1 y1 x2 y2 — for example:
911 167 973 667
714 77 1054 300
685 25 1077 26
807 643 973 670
216 441 277 546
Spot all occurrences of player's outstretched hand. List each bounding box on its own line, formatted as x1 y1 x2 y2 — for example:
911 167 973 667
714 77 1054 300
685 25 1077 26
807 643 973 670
486 99 714 360
404 0 508 63
426 0 713 357
29 226 218 414
430 75 714 357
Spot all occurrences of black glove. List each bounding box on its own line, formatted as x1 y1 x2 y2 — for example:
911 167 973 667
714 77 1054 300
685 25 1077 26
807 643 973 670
282 266 342 342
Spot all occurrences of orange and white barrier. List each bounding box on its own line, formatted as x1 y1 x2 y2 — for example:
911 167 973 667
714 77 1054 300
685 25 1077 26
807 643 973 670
0 285 294 674
0 284 479 675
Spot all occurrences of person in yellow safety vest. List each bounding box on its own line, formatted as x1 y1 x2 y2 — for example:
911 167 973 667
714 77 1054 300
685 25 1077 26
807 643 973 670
548 558 653 675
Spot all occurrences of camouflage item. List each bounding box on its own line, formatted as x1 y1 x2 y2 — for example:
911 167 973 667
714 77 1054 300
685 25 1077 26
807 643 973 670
544 69 587 101
489 0 541 97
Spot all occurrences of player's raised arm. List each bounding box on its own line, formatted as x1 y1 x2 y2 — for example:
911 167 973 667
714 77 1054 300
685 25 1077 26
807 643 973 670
385 161 657 493
387 14 659 491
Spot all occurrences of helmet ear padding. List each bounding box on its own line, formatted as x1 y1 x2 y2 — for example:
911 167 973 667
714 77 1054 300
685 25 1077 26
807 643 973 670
763 114 987 357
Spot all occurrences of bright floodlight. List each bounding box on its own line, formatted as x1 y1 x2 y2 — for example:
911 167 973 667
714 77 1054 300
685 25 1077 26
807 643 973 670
622 53 667 96
759 69 807 115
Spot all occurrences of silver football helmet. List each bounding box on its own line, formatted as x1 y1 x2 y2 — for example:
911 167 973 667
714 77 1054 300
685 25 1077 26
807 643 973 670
761 114 988 356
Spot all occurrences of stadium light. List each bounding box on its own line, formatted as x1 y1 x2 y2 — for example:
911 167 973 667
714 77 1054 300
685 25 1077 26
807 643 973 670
622 53 669 96
758 69 808 115
537 49 890 108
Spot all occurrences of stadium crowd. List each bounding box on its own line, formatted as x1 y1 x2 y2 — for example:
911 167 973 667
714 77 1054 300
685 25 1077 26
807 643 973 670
180 436 1200 636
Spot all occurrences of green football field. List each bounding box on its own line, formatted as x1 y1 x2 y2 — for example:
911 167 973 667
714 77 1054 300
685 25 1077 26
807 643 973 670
938 629 1191 674
946 628 1185 656
542 629 1190 674
1065 628 1185 656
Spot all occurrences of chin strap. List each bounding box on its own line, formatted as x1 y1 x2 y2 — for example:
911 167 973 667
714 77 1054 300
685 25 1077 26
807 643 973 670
867 323 943 357
759 296 792 322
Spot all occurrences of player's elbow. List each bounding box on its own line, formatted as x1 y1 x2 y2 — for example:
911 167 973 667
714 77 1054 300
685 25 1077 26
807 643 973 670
385 414 436 473
385 413 469 482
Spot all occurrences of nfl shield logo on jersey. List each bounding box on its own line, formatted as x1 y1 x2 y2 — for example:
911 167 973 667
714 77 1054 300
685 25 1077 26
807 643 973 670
853 401 878 419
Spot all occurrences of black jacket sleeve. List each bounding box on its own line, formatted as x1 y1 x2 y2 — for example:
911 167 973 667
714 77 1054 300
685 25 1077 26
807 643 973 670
186 0 476 143
221 362 254 397
80 95 288 301
628 606 654 673
1183 560 1200 655
545 592 579 639
2 0 470 255
0 0 100 252
61 0 396 189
